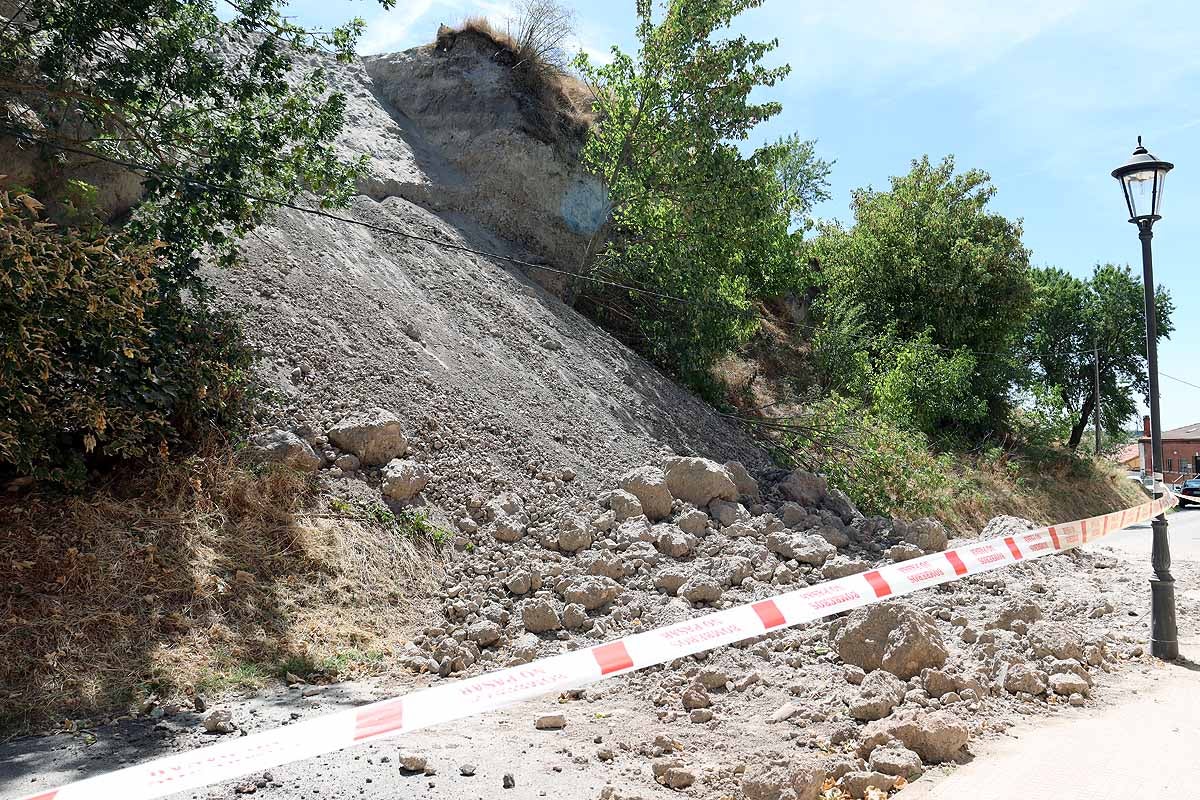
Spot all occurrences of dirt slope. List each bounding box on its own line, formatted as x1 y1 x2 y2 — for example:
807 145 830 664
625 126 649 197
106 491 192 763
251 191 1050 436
216 45 766 519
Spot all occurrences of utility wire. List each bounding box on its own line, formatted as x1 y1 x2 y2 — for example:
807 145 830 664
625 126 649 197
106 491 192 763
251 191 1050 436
1161 372 1200 391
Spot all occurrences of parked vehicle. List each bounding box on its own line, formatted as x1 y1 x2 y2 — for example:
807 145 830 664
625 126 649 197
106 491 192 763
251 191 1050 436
1178 478 1200 507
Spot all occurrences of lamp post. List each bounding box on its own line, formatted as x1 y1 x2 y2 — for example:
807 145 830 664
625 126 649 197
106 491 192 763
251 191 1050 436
1111 136 1178 660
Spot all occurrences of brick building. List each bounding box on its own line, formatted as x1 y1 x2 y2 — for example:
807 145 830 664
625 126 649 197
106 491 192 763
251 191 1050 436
1161 422 1200 484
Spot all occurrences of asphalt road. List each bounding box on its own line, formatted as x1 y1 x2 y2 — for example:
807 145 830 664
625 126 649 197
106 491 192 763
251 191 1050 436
1092 503 1200 563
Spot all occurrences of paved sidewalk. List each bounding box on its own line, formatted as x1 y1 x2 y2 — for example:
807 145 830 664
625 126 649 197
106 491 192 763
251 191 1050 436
899 644 1200 800
901 508 1200 800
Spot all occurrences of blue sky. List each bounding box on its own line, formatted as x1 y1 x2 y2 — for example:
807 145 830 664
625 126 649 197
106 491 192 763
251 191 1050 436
288 0 1200 429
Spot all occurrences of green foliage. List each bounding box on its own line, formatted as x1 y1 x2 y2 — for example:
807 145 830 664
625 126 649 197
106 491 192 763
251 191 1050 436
766 133 833 232
870 333 984 433
810 155 1032 433
781 395 967 517
0 190 254 484
0 1 388 483
1 0 392 292
331 497 449 547
575 0 826 385
810 300 870 393
1023 262 1173 449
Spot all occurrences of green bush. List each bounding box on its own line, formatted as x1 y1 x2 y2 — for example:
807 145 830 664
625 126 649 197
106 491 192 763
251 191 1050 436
0 190 254 484
870 332 984 433
779 395 969 517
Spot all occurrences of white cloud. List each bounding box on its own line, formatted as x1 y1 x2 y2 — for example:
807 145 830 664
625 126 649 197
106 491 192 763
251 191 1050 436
359 0 437 53
767 0 1090 93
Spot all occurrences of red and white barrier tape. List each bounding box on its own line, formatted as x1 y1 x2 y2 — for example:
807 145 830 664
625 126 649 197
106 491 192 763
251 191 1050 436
15 492 1178 800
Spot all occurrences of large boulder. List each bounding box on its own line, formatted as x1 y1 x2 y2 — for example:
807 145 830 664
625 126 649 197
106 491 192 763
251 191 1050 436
831 602 948 680
327 408 407 466
381 459 431 501
247 428 322 472
662 457 738 507
619 466 673 521
740 754 826 800
723 460 761 502
849 670 907 721
858 709 969 763
778 469 828 506
898 517 950 553
766 531 835 566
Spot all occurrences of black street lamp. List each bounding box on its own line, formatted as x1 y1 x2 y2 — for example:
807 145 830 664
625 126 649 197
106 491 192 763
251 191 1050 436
1112 136 1178 660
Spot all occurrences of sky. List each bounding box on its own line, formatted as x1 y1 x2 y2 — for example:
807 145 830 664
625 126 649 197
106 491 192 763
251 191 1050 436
285 0 1200 429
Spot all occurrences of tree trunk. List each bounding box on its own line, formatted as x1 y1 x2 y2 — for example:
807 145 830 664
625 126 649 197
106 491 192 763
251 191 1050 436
1067 391 1096 450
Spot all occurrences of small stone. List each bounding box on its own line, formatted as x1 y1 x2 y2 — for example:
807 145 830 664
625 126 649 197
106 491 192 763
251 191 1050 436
840 770 898 798
203 709 235 734
1003 662 1047 696
467 619 502 648
769 702 800 723
697 669 728 690
563 602 588 630
849 670 906 722
459 764 476 777
381 459 431 502
502 773 516 789
399 753 427 772
521 598 561 633
1049 672 1090 697
535 714 567 730
681 685 711 710
689 708 713 723
333 453 360 471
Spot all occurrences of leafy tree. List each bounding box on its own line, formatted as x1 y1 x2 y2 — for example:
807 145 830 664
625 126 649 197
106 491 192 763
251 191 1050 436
1 189 254 484
1023 263 1173 450
574 0 828 384
0 0 389 482
810 155 1033 433
1 0 392 292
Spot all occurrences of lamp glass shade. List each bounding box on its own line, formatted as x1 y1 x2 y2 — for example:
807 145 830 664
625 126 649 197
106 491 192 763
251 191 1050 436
1112 139 1173 222
1122 167 1167 220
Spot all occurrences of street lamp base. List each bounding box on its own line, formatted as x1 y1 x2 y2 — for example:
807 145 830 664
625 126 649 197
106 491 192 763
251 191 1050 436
1150 577 1179 660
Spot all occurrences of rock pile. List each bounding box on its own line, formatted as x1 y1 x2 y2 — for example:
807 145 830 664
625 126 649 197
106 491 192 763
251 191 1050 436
247 407 435 509
373 451 1149 799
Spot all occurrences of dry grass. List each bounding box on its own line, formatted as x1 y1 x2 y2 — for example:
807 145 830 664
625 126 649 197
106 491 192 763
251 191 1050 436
712 304 1148 536
0 445 442 734
441 4 594 149
936 454 1147 535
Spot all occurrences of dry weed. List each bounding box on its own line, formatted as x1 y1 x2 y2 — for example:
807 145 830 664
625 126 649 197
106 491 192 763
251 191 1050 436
447 4 594 149
0 445 442 734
